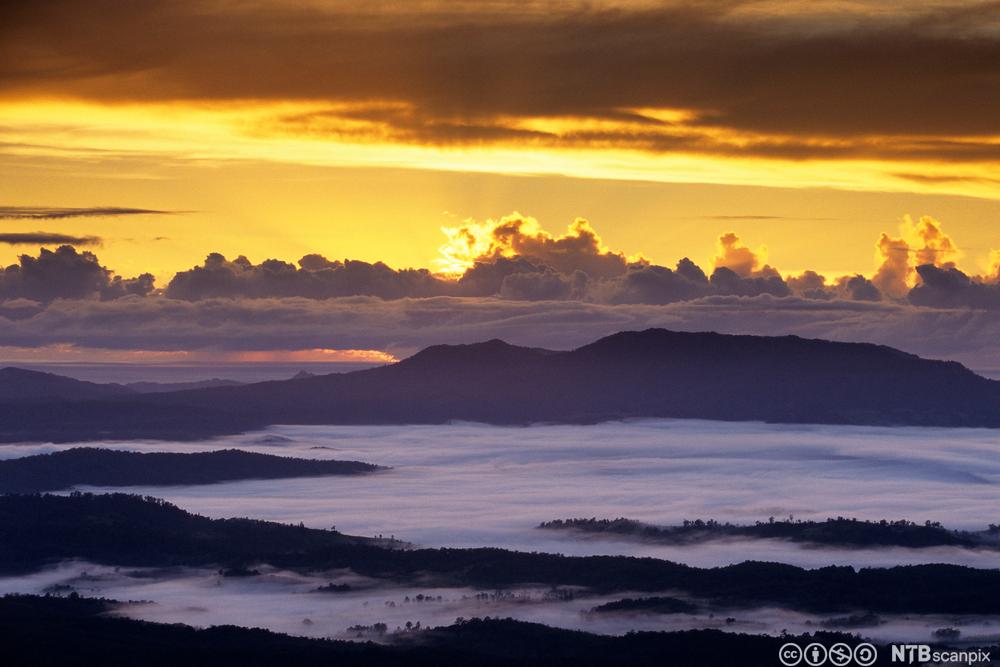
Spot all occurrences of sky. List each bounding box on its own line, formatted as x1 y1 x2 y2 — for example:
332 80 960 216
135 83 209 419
3 0 1000 369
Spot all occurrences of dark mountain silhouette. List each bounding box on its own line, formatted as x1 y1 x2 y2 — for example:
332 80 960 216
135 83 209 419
2 329 1000 442
0 367 133 402
140 329 1000 427
0 448 383 493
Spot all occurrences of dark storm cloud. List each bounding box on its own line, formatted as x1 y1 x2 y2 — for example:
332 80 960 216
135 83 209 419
4 1 1000 159
0 206 176 220
0 232 101 246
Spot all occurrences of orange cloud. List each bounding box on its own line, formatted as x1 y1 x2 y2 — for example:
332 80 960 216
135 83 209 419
872 232 911 299
0 345 396 365
711 232 769 278
872 215 963 298
907 215 960 269
225 349 398 364
987 249 1000 283
437 213 628 278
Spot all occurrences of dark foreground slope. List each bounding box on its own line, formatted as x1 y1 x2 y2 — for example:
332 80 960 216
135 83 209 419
6 493 1000 615
0 448 383 493
3 329 1000 441
0 595 893 667
0 493 399 573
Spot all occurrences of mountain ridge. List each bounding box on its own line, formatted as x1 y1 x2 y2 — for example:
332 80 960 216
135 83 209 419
0 367 134 402
1 328 998 441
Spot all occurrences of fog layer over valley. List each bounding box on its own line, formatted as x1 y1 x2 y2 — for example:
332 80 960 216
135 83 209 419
10 420 1000 568
3 561 1000 645
5 420 1000 644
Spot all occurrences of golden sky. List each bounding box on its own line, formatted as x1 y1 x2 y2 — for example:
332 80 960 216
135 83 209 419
2 0 1000 283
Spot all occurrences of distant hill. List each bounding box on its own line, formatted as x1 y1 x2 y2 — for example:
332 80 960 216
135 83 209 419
539 517 999 549
0 367 133 402
2 329 1000 441
0 448 384 493
0 367 242 398
125 378 243 393
151 329 1000 427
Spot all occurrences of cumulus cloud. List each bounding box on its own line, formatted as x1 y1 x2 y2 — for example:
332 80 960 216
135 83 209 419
872 232 911 299
786 271 827 298
7 212 1000 313
165 253 454 301
597 260 710 305
786 271 881 302
872 215 966 299
158 222 836 306
712 232 768 278
0 246 153 302
499 269 587 301
835 275 882 302
909 265 1000 310
987 250 1000 283
709 266 788 298
4 215 1000 370
909 215 961 269
6 213 1000 315
438 214 628 279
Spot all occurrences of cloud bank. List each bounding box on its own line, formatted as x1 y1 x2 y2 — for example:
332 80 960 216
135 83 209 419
158 213 1000 309
2 213 1000 371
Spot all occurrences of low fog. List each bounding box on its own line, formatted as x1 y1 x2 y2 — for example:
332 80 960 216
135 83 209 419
6 420 1000 568
1 561 997 645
